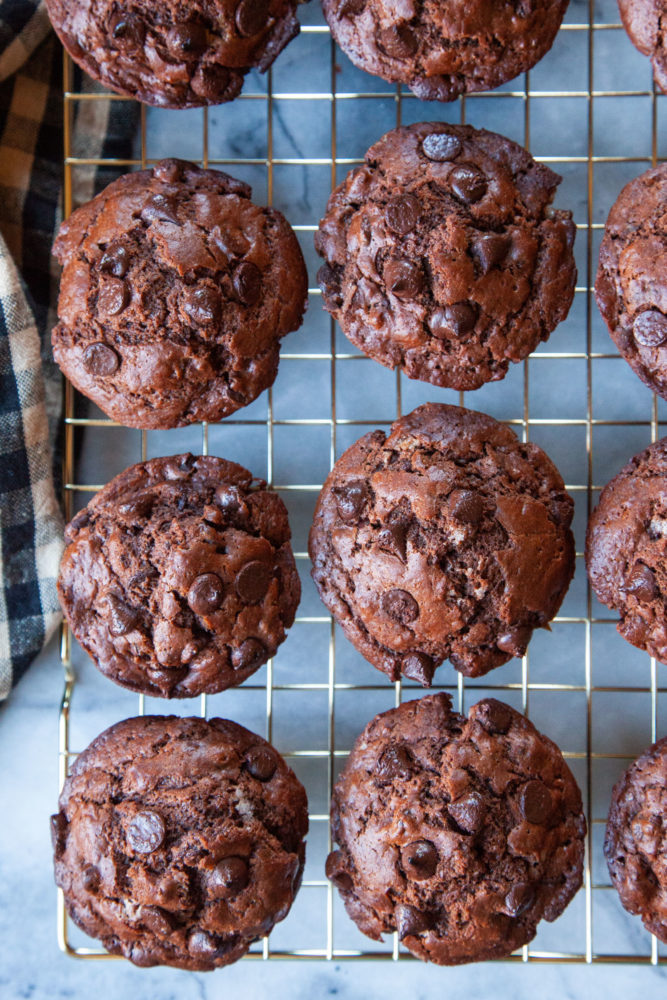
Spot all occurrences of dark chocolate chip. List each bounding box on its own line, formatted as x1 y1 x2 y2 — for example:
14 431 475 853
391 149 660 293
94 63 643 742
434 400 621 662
473 233 512 275
109 12 145 45
428 302 478 340
215 485 244 513
163 454 196 480
232 637 267 671
623 562 658 602
118 493 155 518
246 745 277 781
377 23 418 58
141 193 180 225
496 625 532 657
338 0 366 14
210 857 249 898
450 165 488 203
182 286 222 326
50 813 68 855
141 906 175 935
317 263 343 307
325 850 354 890
235 0 270 37
106 593 139 636
97 276 129 317
633 310 667 347
192 64 231 100
188 573 225 615
81 864 100 892
378 523 407 561
235 561 271 603
381 588 419 624
188 929 221 957
153 160 184 183
401 840 438 880
395 904 432 940
422 132 462 162
402 652 435 687
384 194 420 236
448 791 486 834
167 23 207 59
100 243 129 278
476 699 513 734
377 743 414 780
83 342 119 377
448 489 484 524
384 258 424 299
504 882 536 917
520 780 552 825
233 261 262 306
334 480 369 522
127 811 166 854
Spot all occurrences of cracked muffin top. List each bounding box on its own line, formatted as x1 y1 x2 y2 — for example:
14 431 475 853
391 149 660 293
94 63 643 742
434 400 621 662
326 693 586 965
52 715 308 969
322 0 569 101
45 0 300 107
316 123 576 390
309 403 575 684
52 159 307 429
619 0 667 95
58 453 301 697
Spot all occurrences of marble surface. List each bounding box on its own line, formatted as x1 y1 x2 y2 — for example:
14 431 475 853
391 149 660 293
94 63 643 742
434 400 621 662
4 0 667 995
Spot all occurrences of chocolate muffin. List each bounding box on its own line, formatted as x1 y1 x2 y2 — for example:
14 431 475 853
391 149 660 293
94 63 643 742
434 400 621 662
52 715 308 969
316 123 576 390
595 163 667 399
52 159 308 429
619 0 667 94
604 736 667 943
326 693 586 965
309 403 575 684
58 454 300 698
586 438 667 663
45 0 300 107
322 0 568 101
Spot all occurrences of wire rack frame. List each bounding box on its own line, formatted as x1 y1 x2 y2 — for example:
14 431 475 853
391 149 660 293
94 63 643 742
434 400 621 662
56 0 666 966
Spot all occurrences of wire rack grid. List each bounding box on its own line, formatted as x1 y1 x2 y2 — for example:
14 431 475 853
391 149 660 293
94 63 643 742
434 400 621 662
56 0 667 967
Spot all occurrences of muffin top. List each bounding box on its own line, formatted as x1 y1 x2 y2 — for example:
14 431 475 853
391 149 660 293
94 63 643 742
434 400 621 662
52 159 308 428
619 0 667 94
309 403 575 683
52 715 308 969
327 693 586 965
45 0 300 107
316 123 576 390
58 454 301 697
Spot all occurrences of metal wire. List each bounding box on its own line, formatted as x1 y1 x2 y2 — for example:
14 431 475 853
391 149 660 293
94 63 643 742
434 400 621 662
58 5 666 964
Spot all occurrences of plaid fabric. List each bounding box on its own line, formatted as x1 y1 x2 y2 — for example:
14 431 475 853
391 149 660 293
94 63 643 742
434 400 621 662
0 1 139 697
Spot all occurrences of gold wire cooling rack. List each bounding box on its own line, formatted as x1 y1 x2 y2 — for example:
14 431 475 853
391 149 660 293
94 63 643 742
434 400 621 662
57 0 667 966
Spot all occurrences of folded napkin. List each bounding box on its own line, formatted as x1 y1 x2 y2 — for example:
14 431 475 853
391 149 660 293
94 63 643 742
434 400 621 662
0 0 138 698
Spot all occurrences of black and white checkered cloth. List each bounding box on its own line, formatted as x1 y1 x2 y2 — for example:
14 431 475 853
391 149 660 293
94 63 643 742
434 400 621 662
0 0 138 698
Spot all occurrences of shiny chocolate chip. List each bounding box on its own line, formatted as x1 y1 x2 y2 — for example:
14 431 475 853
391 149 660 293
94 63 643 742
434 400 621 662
496 625 532 657
233 261 262 306
81 864 100 892
50 813 68 855
232 637 267 671
449 791 486 834
378 523 407 561
118 494 154 518
384 194 420 236
384 258 424 299
448 489 484 524
422 132 462 162
210 857 249 898
108 12 145 45
325 850 353 890
83 342 119 377
182 286 222 326
476 698 513 734
401 840 438 880
141 905 175 935
377 743 414 780
127 811 166 854
381 588 419 624
520 780 552 825
395 903 431 940
106 593 138 636
215 485 244 513
624 562 658 602
402 652 435 687
504 881 536 917
633 310 667 347
235 0 270 37
167 23 208 59
153 160 184 183
98 276 129 317
188 929 221 957
339 0 365 14
245 745 277 781
377 23 418 59
429 302 478 340
100 243 129 278
235 561 271 603
141 193 180 225
334 480 369 522
192 64 231 100
474 233 511 275
188 573 225 615
451 165 488 203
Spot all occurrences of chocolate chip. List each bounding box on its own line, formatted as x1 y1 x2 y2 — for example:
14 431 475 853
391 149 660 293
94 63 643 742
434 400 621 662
395 904 431 940
451 165 488 203
164 454 196 480
141 193 179 225
378 523 407 561
504 882 536 917
235 0 270 37
377 23 418 58
402 652 435 687
83 342 119 377
633 310 667 347
118 493 155 518
100 243 129 278
496 626 532 657
97 276 129 317
325 850 353 890
81 864 100 892
448 791 486 834
245 746 277 781
381 588 419 624
448 489 484 524
188 573 225 615
235 561 271 603
210 857 249 898
377 743 414 780
624 562 658 602
428 302 478 340
50 813 68 855
473 233 511 274
167 23 207 59
384 194 420 236
422 132 462 162
233 261 262 306
141 906 175 935
317 263 343 307
188 929 221 957
476 698 513 734
192 64 232 100
232 637 267 671
106 593 139 636
127 811 165 854
182 286 222 326
109 12 145 45
334 480 369 522
384 258 424 299
153 160 184 184
215 485 244 514
520 780 552 825
401 840 438 880
338 0 365 14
